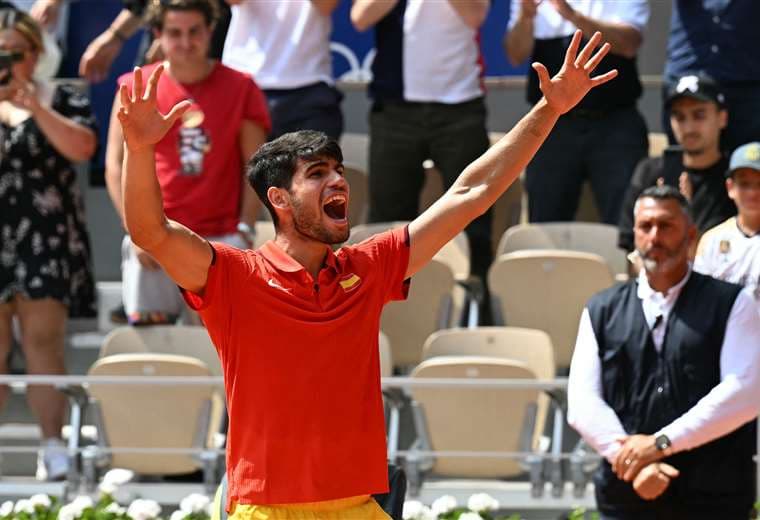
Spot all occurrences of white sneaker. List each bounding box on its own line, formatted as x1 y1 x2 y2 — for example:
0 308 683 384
36 438 69 481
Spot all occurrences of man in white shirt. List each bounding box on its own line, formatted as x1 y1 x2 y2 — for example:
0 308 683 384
222 0 343 140
505 0 649 224
568 185 760 519
695 142 760 300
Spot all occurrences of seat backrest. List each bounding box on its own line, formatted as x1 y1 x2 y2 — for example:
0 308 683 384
496 222 627 275
381 259 455 367
100 326 222 377
339 132 369 171
88 353 215 475
379 331 393 378
422 327 554 449
422 327 555 380
253 221 276 249
488 250 614 367
348 222 470 281
411 356 539 478
649 132 669 158
344 166 369 226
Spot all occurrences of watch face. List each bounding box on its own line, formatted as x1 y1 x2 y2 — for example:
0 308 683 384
656 435 671 450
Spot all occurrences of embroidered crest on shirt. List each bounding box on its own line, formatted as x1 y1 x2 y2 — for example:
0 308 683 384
338 273 361 292
719 240 731 254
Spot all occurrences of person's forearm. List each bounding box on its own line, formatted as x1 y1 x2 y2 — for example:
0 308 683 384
122 147 169 249
452 98 560 218
310 0 340 16
565 11 641 58
447 0 489 29
351 0 399 32
105 157 124 227
109 9 142 41
504 13 536 66
33 105 96 162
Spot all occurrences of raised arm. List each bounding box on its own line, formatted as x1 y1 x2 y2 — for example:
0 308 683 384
118 65 213 294
311 0 341 16
447 0 489 29
547 0 644 58
504 0 539 66
105 92 126 227
405 30 616 278
350 0 399 32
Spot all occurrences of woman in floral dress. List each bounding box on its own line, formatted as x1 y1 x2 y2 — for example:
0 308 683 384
0 8 96 480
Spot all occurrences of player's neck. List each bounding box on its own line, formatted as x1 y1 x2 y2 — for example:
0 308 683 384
273 233 331 280
164 59 214 85
737 213 760 236
681 146 721 170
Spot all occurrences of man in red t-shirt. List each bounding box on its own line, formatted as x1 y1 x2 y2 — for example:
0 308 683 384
116 29 615 519
104 0 270 325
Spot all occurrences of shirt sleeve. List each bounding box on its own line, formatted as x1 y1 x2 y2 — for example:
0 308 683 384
180 242 245 344
657 289 760 453
242 76 272 134
507 0 523 31
693 232 715 275
605 0 649 33
357 226 411 304
567 308 628 464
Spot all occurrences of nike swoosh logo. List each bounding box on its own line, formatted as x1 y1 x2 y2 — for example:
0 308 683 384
267 278 292 293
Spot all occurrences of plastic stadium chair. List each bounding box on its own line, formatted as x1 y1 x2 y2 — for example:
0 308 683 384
83 353 220 493
405 356 546 496
488 250 614 368
496 222 627 277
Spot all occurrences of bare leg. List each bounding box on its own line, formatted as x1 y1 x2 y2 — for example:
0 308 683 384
15 296 68 439
0 301 15 411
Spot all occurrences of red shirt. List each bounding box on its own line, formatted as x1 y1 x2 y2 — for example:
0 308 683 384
118 63 271 236
183 227 410 507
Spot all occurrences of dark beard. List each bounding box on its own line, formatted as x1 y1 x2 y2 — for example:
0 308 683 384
291 198 350 245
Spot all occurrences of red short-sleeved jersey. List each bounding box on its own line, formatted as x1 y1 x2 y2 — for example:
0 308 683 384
118 63 271 237
182 227 410 508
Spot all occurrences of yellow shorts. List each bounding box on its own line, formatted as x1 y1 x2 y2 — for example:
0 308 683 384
211 490 391 520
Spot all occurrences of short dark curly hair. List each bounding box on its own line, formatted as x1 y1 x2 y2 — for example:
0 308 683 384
145 0 220 31
247 130 343 227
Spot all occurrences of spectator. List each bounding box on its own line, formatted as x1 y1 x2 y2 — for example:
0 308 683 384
0 8 97 480
568 185 760 519
695 142 760 299
104 0 269 325
78 0 231 84
618 74 736 252
351 0 493 280
665 1 760 153
504 0 649 224
222 0 343 140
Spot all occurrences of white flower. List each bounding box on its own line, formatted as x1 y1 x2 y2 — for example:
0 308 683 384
29 494 52 509
104 503 126 515
99 481 118 496
467 493 499 513
459 513 484 520
13 500 34 514
0 501 13 517
430 495 457 516
127 499 162 520
170 510 187 520
70 495 95 513
57 503 79 520
402 500 425 519
102 468 135 486
179 494 211 514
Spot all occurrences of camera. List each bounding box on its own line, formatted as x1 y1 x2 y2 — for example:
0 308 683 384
0 50 23 86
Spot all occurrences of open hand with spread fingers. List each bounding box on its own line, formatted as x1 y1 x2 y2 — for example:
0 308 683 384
533 29 618 115
116 64 190 152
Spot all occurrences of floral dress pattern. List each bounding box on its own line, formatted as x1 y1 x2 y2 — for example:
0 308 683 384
0 84 96 317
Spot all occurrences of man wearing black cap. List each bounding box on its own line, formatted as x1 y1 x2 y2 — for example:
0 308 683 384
618 73 737 254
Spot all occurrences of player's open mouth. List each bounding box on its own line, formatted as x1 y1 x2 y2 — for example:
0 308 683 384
323 193 348 222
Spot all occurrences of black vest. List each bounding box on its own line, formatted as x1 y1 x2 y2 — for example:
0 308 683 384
586 272 756 518
528 36 642 111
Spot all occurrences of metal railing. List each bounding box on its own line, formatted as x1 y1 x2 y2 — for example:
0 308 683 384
0 374 757 505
